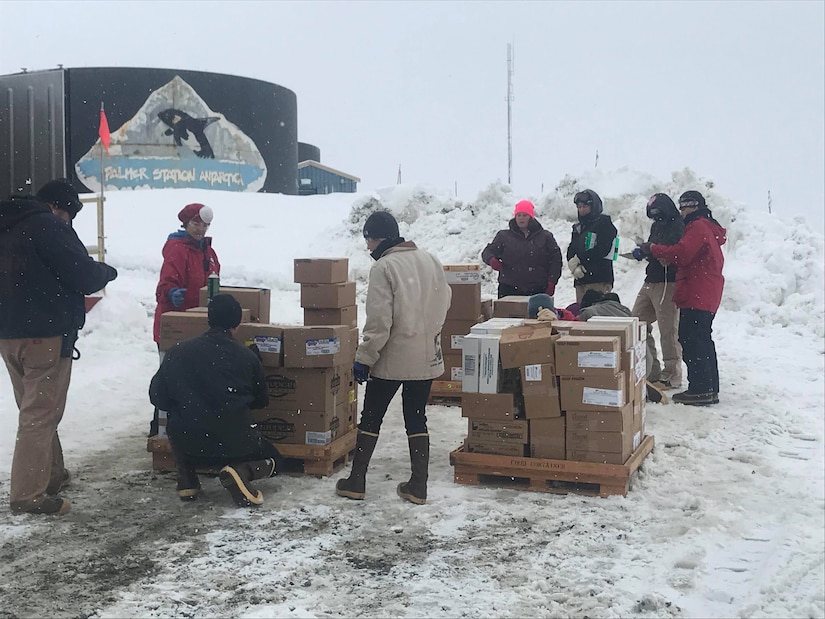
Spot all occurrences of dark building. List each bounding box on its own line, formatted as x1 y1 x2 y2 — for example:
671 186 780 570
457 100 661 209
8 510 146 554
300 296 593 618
298 161 360 195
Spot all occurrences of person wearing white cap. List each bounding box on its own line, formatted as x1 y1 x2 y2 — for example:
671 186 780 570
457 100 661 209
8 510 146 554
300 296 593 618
149 203 220 436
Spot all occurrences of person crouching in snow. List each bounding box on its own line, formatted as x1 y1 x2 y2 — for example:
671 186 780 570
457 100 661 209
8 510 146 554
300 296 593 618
149 294 282 507
636 190 726 406
482 199 562 298
528 294 579 322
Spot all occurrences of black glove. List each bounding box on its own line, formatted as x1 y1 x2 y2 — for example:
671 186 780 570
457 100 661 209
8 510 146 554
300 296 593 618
637 242 652 257
247 343 263 362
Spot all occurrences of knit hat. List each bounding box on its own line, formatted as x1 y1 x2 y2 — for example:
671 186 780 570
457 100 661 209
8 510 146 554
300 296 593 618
36 179 83 219
207 294 243 329
363 211 399 240
513 200 535 218
527 294 554 319
178 203 214 225
678 191 706 210
580 289 605 309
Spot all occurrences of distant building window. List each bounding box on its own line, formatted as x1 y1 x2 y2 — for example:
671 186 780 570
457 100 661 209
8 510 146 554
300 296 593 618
300 178 312 186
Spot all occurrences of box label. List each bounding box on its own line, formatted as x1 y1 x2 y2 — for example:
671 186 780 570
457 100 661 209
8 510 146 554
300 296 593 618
253 335 282 353
450 335 464 350
450 366 464 381
306 430 333 446
582 387 623 407
524 364 542 381
306 337 341 356
577 351 618 369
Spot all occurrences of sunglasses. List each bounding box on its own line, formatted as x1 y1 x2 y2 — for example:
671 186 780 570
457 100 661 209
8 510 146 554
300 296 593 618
679 200 701 210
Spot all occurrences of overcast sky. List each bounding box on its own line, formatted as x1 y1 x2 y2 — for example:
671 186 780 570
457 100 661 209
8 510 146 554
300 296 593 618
1 0 823 228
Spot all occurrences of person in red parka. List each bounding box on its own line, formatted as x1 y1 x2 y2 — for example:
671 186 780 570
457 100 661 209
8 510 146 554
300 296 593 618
149 203 220 436
637 190 726 406
481 200 562 298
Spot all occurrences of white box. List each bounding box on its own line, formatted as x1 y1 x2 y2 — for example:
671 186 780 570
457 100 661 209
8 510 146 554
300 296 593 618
478 335 502 394
588 316 640 347
470 318 524 335
461 333 483 393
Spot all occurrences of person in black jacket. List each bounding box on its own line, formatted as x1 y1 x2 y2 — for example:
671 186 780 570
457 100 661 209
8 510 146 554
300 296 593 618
566 189 618 303
149 294 281 508
0 179 118 516
630 193 685 390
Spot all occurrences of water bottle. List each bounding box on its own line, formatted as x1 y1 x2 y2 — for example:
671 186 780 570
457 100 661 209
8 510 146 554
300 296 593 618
207 272 220 300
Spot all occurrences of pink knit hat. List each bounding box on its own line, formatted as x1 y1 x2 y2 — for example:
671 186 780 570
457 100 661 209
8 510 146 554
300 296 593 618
178 203 214 225
513 200 535 218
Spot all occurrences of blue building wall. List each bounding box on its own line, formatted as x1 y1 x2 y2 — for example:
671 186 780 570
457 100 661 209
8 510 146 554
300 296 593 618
298 164 357 194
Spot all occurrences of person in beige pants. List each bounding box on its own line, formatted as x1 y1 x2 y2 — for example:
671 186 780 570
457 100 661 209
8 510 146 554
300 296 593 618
630 193 685 389
0 180 117 515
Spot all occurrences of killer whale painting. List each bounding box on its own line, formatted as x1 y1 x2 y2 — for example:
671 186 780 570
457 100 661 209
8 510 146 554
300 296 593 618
75 76 267 192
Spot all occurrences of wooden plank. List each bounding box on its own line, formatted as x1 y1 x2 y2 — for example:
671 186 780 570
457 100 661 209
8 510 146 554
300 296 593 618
431 380 462 393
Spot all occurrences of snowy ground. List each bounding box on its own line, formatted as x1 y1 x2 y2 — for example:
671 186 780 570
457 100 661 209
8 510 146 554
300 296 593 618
0 168 823 618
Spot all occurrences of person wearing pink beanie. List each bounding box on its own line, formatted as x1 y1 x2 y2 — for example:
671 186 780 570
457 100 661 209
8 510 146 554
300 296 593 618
482 199 562 298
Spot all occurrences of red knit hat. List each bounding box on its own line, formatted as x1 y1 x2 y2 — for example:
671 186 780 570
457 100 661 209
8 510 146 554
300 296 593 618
513 200 535 218
178 203 214 225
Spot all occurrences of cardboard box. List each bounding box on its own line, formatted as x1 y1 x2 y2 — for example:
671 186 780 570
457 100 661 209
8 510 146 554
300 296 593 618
303 305 358 328
566 447 630 465
555 335 622 377
566 429 634 454
465 440 527 457
460 392 522 421
294 258 349 284
587 316 640 347
529 417 566 459
441 318 479 353
159 309 251 351
349 327 360 360
283 325 349 368
461 333 481 392
447 283 482 320
300 282 356 309
470 318 525 335
520 363 562 419
566 403 634 433
499 326 558 369
198 286 270 323
481 299 494 320
566 322 634 353
547 320 581 336
493 296 531 319
559 372 627 411
236 323 283 367
467 418 529 444
443 264 482 285
254 401 356 446
260 364 354 412
435 353 464 382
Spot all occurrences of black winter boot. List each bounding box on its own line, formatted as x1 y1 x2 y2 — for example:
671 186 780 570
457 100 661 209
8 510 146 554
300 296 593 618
219 458 276 507
170 440 200 501
397 434 429 505
335 431 379 500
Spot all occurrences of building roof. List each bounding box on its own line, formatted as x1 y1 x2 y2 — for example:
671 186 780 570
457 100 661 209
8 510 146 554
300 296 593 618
298 160 360 182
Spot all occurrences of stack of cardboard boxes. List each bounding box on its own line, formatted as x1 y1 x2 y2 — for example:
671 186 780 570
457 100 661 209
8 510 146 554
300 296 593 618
239 258 359 448
434 265 493 386
458 300 648 466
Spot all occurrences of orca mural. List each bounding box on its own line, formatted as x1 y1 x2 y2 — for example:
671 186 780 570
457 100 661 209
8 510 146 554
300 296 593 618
75 76 268 192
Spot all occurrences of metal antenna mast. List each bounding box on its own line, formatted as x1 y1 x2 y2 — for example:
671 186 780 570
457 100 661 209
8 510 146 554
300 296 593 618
507 42 514 185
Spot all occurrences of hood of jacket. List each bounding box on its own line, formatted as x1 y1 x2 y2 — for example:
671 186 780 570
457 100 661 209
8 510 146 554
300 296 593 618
0 197 53 232
508 217 544 236
576 189 604 225
685 208 727 246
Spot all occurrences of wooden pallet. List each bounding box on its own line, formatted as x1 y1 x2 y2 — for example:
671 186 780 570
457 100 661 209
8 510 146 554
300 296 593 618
450 435 654 497
146 430 357 478
428 380 463 406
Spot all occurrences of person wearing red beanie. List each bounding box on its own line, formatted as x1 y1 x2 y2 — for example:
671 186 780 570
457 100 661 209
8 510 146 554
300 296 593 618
482 200 562 298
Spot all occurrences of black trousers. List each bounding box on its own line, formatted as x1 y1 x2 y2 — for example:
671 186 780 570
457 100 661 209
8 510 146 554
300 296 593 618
497 283 545 299
358 377 432 436
170 434 283 471
678 308 719 395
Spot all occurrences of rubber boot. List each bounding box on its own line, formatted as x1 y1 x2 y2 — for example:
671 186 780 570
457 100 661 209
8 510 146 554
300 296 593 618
170 440 201 501
397 434 429 505
219 458 276 507
335 431 379 500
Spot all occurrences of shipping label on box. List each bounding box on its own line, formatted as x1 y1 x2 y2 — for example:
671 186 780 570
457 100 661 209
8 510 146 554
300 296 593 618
555 335 621 377
461 333 482 392
306 337 341 356
300 282 356 309
441 318 478 351
236 323 283 367
499 326 558 369
443 264 482 284
467 418 529 444
283 326 348 368
294 258 349 284
448 283 482 320
198 286 271 323
559 372 627 411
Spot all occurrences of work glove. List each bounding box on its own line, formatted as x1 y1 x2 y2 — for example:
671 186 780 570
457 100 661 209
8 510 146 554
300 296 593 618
169 288 187 308
632 248 645 261
636 243 652 258
489 257 502 272
545 280 556 296
567 256 587 279
353 362 371 384
536 307 556 322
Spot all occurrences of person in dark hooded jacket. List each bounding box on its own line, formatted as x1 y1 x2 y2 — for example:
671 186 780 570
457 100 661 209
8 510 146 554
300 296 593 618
630 193 685 390
482 200 562 298
149 294 281 507
0 179 118 515
566 189 618 303
638 190 726 406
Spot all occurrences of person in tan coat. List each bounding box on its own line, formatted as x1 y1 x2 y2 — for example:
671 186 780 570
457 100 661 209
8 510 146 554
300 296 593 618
336 211 451 505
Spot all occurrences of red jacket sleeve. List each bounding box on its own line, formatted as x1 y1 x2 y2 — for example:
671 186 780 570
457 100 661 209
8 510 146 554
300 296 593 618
650 220 705 266
156 242 189 304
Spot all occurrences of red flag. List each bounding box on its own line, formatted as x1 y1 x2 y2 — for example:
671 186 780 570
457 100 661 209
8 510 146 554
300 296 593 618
99 103 110 156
